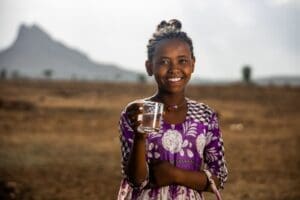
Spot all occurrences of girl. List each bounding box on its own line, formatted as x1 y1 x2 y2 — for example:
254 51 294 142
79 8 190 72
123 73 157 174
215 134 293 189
117 19 228 200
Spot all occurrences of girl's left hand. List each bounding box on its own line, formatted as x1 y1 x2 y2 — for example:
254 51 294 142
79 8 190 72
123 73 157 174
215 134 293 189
149 160 177 187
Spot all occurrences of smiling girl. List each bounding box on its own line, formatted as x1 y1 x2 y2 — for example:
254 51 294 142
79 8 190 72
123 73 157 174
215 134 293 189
117 19 228 200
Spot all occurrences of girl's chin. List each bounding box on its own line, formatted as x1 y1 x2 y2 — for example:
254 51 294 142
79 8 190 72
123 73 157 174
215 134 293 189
160 86 185 94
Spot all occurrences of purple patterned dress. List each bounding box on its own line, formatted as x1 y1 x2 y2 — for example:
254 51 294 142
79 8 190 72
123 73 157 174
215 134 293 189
117 99 228 200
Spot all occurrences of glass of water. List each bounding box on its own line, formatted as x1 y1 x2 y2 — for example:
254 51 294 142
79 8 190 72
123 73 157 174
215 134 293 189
138 101 164 133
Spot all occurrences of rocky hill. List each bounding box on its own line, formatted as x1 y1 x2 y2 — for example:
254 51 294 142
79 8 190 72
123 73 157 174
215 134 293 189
0 24 139 82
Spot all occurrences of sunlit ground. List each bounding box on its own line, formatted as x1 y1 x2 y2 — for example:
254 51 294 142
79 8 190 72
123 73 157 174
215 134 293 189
0 80 299 200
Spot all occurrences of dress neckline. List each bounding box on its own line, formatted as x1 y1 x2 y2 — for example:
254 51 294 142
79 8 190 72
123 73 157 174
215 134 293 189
162 98 191 126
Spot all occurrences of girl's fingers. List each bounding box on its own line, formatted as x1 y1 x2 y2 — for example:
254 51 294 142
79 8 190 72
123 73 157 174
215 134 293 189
126 104 143 122
125 105 144 131
126 103 143 114
137 114 143 122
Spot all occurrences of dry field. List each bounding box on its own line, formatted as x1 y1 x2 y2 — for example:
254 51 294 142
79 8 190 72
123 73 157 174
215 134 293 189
0 79 299 200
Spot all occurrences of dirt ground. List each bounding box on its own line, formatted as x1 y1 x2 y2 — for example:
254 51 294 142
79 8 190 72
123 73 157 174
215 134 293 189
0 79 299 200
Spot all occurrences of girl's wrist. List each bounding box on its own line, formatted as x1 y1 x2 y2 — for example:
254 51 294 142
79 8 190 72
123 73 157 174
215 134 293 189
173 167 183 185
133 132 147 141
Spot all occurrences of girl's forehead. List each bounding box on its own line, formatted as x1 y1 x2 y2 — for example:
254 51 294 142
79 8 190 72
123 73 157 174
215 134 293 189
153 39 191 57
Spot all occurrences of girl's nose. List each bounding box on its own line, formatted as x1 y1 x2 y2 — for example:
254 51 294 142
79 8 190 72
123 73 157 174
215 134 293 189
168 61 180 72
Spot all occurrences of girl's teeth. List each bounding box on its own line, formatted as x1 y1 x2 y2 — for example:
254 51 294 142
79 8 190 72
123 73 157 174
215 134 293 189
168 78 181 82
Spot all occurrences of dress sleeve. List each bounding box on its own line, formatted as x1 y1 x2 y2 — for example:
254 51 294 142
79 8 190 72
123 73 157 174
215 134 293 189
203 112 228 189
119 110 149 190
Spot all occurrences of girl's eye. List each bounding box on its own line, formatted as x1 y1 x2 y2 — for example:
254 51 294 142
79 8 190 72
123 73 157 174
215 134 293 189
160 59 170 65
179 59 188 64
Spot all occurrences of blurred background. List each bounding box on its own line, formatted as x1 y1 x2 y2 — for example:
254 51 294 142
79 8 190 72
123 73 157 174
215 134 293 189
0 0 299 199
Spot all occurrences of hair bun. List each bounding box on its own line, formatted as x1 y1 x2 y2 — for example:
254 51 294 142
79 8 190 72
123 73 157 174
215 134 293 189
147 19 194 60
168 19 182 30
157 20 168 31
156 19 182 33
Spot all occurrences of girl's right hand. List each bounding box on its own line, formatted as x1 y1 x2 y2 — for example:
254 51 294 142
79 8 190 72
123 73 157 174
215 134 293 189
125 100 144 134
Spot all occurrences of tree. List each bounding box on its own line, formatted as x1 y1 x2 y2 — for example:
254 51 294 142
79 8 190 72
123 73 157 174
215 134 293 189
137 73 147 83
0 69 7 80
242 65 252 84
43 69 53 79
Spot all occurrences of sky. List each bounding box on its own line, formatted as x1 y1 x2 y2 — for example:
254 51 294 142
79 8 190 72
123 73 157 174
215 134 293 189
0 0 299 80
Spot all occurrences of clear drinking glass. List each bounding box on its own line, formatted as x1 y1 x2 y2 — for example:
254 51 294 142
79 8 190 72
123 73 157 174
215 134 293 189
138 101 164 133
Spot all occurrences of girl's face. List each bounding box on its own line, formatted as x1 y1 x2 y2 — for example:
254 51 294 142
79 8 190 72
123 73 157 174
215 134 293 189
146 38 195 94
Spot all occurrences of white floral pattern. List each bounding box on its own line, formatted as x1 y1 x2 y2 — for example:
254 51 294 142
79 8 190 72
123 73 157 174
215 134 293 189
205 146 218 162
162 129 183 153
147 142 161 159
183 121 198 137
196 135 206 158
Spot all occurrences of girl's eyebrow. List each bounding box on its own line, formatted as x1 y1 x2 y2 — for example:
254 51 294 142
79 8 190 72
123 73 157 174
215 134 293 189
178 55 188 57
157 56 170 60
158 55 188 59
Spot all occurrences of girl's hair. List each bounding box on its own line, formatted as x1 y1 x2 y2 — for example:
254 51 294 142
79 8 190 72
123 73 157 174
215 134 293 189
147 19 194 61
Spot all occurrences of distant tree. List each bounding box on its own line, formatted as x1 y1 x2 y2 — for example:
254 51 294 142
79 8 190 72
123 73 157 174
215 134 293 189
137 73 147 83
242 65 252 84
43 69 53 79
0 69 7 79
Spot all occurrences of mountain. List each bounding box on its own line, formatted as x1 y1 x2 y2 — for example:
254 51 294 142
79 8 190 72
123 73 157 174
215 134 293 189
0 24 139 81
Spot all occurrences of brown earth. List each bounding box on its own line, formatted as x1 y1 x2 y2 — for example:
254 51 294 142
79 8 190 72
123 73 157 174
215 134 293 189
0 79 299 200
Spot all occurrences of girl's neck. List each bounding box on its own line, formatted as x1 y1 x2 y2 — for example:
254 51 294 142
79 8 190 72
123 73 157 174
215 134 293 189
151 91 186 109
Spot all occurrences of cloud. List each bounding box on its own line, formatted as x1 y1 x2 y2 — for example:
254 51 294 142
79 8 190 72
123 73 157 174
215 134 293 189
180 0 299 79
267 0 300 6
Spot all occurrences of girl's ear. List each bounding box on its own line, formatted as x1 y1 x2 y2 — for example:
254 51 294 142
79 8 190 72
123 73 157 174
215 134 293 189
145 60 153 76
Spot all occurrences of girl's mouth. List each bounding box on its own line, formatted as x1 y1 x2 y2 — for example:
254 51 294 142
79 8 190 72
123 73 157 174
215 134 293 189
167 77 182 82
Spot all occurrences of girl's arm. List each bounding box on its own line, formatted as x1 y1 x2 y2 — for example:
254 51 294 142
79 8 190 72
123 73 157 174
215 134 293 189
175 166 220 191
150 160 219 191
120 101 150 187
125 133 148 186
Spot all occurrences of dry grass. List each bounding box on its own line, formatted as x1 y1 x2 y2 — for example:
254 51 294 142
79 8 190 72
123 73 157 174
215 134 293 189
0 79 299 200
